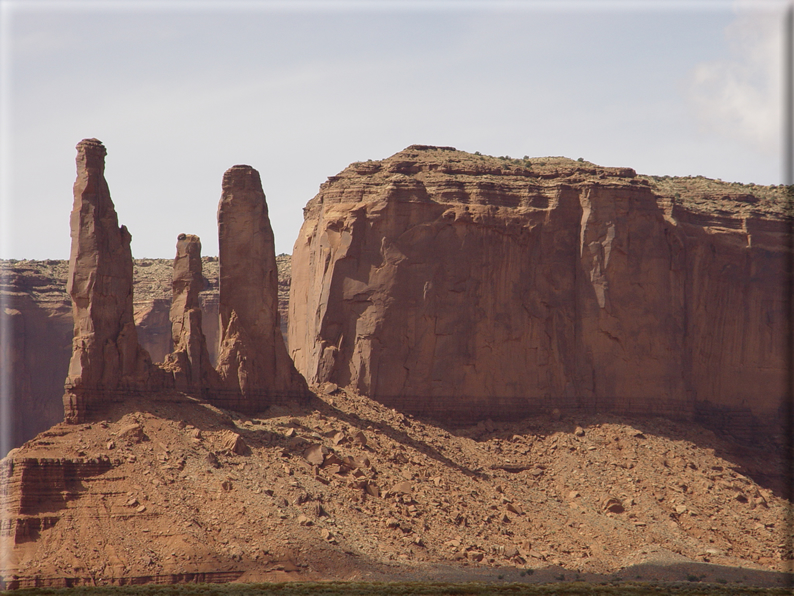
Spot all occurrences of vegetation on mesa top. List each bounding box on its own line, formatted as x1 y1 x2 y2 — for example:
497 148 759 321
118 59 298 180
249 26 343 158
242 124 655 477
345 146 790 219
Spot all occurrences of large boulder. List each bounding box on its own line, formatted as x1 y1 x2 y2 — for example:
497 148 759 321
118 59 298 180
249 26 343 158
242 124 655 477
289 145 789 432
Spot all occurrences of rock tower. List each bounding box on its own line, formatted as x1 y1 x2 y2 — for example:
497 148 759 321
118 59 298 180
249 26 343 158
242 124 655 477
214 165 308 411
63 139 155 422
165 233 217 393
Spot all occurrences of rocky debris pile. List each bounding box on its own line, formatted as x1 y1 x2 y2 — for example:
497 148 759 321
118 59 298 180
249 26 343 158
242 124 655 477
0 387 788 588
289 145 789 433
214 165 308 411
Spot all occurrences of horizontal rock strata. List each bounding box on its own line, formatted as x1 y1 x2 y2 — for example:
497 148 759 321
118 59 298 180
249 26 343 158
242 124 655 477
289 146 790 432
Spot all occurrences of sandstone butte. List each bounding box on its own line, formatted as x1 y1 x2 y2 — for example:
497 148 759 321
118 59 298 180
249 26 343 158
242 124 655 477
289 145 790 436
0 142 792 589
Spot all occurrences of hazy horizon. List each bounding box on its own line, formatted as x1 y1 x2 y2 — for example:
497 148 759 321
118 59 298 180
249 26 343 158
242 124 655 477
1 0 789 259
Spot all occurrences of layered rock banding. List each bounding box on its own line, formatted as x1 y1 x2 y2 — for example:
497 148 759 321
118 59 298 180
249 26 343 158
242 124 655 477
214 165 308 411
63 139 159 422
0 261 73 450
289 146 789 433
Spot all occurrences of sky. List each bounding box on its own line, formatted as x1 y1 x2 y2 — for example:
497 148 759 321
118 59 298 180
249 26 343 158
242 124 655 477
0 0 790 259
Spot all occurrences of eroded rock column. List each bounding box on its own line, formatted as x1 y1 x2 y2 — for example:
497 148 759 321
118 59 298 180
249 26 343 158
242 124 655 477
215 165 308 411
165 233 217 392
63 139 153 422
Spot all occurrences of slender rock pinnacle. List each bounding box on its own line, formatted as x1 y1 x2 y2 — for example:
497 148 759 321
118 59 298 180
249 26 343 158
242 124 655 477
166 233 217 392
215 165 308 411
63 138 153 422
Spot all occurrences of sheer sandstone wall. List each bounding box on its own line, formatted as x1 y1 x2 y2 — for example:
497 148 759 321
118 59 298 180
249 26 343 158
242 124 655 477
289 146 789 429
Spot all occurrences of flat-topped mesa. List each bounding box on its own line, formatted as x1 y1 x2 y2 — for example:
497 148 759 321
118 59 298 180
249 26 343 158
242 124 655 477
214 165 308 411
290 146 789 435
63 139 156 422
164 234 218 392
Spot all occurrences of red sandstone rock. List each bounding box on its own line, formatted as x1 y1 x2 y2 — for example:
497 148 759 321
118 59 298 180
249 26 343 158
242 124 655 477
289 146 789 430
0 262 72 449
214 165 308 411
164 234 218 392
63 139 158 422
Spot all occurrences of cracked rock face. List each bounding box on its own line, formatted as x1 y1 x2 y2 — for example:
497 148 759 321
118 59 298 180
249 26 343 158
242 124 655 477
215 165 308 411
63 139 155 422
289 146 788 431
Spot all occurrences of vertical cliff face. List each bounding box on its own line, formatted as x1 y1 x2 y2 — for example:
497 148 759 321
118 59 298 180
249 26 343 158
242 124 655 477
1 262 73 450
63 139 157 422
215 165 308 411
290 146 789 429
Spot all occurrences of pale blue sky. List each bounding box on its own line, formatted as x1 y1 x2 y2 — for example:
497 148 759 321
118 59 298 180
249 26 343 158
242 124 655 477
0 0 788 258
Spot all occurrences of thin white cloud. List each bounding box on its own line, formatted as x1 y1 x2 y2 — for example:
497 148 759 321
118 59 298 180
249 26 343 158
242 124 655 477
686 1 786 155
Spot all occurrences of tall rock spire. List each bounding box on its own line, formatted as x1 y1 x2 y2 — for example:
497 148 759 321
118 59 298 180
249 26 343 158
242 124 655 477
63 138 153 422
215 165 308 411
165 233 217 392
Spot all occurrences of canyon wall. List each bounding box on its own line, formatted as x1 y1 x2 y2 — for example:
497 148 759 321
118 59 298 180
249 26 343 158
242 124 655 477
289 146 790 430
0 262 73 450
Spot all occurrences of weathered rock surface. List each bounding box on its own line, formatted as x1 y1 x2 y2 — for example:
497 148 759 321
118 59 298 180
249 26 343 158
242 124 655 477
0 256 291 456
289 146 790 434
163 234 218 392
0 389 790 588
215 165 308 411
63 139 159 423
0 261 72 450
134 298 171 363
